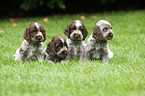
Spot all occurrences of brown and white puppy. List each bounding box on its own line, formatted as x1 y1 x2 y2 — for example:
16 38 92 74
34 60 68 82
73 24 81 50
85 20 114 63
14 22 46 62
64 20 88 60
44 36 68 63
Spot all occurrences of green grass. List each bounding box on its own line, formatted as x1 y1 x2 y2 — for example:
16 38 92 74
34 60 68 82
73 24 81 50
0 10 145 96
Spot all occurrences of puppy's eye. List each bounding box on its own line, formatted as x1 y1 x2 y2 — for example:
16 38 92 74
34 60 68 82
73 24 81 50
71 28 76 31
71 26 76 30
40 28 45 33
103 27 108 32
78 26 82 30
40 30 43 32
56 44 59 47
56 44 62 49
30 29 36 33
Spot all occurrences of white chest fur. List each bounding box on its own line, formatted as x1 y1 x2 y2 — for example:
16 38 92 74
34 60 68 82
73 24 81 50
67 39 86 60
14 40 43 62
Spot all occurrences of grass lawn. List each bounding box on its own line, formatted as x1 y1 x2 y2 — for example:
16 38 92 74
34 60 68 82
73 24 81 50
0 10 145 96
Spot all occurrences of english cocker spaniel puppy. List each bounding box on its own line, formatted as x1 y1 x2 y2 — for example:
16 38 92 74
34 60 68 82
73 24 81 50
85 20 114 63
64 20 88 60
14 22 46 62
44 36 68 63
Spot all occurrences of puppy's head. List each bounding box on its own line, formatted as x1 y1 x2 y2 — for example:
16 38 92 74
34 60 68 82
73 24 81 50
23 22 46 43
93 20 114 42
46 36 68 60
64 20 88 41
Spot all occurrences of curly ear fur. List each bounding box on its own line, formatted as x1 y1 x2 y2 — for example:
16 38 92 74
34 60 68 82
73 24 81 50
23 27 30 43
46 41 57 58
41 26 46 42
64 23 71 38
82 24 88 41
43 32 46 42
93 26 104 42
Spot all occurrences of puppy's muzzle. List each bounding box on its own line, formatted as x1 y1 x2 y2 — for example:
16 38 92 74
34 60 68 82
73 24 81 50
74 34 81 38
72 33 82 41
106 32 114 40
34 32 44 41
36 35 42 40
58 50 68 59
61 50 68 55
109 33 113 37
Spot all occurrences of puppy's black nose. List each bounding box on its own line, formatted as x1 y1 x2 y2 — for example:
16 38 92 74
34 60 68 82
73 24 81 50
36 35 42 39
109 33 113 37
74 34 80 38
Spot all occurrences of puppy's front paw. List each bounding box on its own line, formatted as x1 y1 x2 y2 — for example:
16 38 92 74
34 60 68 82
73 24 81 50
48 60 55 65
102 58 108 64
60 60 68 65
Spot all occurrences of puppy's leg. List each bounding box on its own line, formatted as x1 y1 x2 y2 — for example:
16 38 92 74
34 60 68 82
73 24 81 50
35 46 44 62
102 56 108 64
18 47 28 62
85 48 96 61
36 51 44 62
80 50 86 61
37 53 44 62
66 49 73 60
102 49 109 64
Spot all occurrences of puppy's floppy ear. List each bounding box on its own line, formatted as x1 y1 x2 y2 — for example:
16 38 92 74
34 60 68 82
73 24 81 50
93 25 104 42
41 26 46 42
43 32 46 42
46 40 57 58
23 27 30 43
64 23 71 38
82 24 88 41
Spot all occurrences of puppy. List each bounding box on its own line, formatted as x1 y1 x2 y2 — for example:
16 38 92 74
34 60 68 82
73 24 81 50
44 36 68 63
85 20 114 63
14 22 46 62
64 20 88 60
